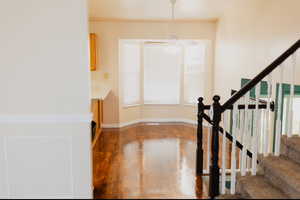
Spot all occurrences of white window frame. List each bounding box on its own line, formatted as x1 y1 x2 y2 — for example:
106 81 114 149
182 41 208 106
120 40 142 107
120 39 209 108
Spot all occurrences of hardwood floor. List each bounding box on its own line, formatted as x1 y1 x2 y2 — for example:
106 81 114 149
93 123 229 199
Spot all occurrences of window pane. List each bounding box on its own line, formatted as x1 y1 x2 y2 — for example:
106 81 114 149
184 43 205 104
121 43 140 106
144 44 182 104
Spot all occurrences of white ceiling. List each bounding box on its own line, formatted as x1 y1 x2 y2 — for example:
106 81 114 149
88 0 229 20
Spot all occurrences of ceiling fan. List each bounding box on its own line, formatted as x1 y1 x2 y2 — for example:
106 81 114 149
144 0 178 45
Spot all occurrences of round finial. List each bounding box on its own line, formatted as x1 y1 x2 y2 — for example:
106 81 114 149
198 97 204 103
213 95 221 102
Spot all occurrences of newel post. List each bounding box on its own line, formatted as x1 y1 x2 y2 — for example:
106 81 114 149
196 97 205 176
209 95 222 198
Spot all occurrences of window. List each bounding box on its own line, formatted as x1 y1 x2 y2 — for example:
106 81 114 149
143 44 182 104
184 43 206 104
120 42 141 106
120 40 207 106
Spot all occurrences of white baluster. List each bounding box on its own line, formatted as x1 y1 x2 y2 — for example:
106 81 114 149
258 108 265 154
287 94 293 138
256 83 262 154
264 75 272 156
207 108 213 171
238 98 245 170
221 112 228 195
230 104 238 195
252 85 260 174
241 93 250 176
288 53 297 137
275 66 284 156
285 95 290 136
257 109 262 154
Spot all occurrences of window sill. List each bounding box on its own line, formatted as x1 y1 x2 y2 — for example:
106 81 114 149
143 103 181 106
123 104 141 108
123 103 197 108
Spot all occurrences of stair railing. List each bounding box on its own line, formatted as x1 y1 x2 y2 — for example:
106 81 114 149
196 39 300 198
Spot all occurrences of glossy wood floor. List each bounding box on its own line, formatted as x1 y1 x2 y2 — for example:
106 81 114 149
93 123 231 199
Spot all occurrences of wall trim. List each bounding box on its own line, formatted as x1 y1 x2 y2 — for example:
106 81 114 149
0 114 92 124
102 118 199 129
89 17 218 23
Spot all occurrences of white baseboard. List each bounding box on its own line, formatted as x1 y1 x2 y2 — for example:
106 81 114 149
102 118 198 129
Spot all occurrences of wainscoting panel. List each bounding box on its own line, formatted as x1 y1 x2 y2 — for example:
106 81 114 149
0 138 9 198
0 119 92 199
6 136 73 199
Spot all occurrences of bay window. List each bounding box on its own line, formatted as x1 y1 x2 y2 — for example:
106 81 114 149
120 40 207 107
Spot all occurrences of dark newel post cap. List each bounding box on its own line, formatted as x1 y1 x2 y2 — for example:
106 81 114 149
213 95 221 103
198 97 204 103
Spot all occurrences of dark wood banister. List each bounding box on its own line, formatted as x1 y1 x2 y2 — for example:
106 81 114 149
198 39 299 198
222 39 300 112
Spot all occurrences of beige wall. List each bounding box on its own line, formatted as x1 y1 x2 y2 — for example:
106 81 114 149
90 20 216 126
0 0 92 198
214 0 300 102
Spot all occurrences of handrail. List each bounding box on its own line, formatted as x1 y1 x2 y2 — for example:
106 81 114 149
222 39 300 112
198 39 300 198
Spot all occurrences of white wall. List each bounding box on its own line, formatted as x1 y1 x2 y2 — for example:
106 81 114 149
215 0 300 101
0 0 92 198
90 20 216 126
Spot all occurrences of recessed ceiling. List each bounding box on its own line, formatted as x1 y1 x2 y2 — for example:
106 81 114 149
88 0 229 20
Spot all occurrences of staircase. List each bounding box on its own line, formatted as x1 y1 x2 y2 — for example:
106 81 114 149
236 136 300 199
196 39 300 199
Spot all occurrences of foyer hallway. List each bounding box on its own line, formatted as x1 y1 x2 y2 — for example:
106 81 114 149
93 124 210 199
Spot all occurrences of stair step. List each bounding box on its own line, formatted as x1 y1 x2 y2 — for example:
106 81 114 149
281 135 300 165
217 194 242 199
261 155 300 199
236 175 287 199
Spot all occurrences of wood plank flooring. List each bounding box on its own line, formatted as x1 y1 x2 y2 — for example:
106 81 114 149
93 123 234 199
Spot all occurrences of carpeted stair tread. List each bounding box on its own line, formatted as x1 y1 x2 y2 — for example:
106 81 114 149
217 194 243 199
236 175 287 199
281 135 300 165
261 155 300 198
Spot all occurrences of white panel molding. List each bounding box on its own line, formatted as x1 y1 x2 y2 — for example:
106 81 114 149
69 136 75 198
102 118 201 128
0 114 92 124
3 138 10 198
5 136 74 199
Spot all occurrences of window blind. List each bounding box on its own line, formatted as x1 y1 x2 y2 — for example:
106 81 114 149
121 42 141 106
143 44 182 104
184 43 206 104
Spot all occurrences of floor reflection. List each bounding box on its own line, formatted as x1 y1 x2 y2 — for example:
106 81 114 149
93 124 208 199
